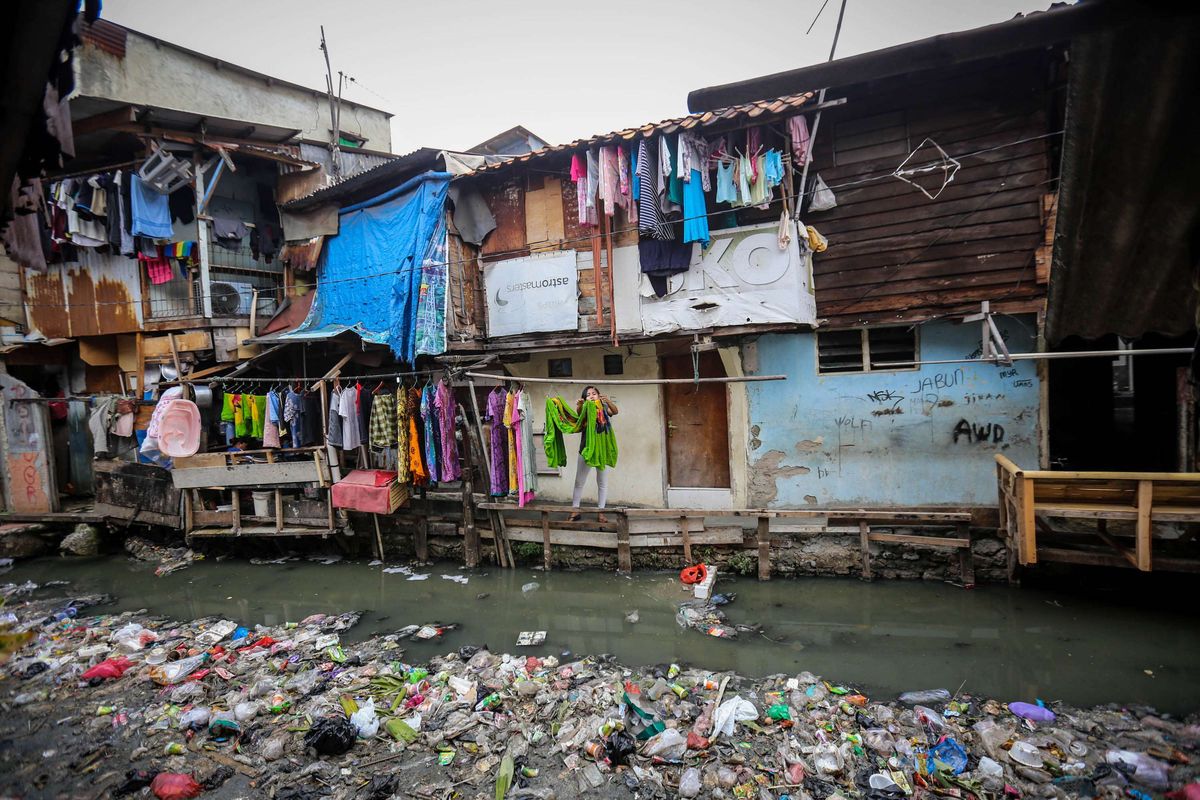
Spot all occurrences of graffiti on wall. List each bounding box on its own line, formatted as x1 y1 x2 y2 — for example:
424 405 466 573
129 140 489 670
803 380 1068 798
7 453 50 512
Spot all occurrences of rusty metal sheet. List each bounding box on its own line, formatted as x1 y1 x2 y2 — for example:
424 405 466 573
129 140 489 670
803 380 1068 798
26 252 143 338
25 267 69 339
280 236 324 272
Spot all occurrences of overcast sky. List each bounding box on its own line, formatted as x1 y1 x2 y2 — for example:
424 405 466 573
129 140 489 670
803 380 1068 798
102 0 1062 154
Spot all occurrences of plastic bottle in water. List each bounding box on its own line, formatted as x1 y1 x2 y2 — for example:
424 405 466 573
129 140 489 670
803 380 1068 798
898 689 951 706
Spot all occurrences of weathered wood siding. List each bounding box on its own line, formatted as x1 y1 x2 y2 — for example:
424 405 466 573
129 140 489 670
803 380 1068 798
807 52 1062 327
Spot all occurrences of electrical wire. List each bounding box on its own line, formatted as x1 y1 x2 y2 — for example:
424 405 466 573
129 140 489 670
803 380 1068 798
21 130 1064 310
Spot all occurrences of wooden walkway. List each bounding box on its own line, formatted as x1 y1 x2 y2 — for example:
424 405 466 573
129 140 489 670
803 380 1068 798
478 502 975 582
996 455 1200 576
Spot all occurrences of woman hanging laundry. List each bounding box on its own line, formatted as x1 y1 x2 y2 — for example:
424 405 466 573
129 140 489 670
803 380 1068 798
569 386 619 522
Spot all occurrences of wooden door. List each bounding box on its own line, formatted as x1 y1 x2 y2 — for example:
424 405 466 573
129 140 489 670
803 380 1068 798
662 352 731 488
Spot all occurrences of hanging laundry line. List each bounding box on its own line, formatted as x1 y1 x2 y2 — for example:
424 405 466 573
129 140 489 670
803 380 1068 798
463 371 786 386
208 369 445 385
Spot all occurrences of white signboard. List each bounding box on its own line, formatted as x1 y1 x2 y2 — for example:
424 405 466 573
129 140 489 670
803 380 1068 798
637 220 816 335
483 251 578 337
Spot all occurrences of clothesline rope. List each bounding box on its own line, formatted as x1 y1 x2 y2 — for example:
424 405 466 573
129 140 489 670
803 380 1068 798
464 371 786 386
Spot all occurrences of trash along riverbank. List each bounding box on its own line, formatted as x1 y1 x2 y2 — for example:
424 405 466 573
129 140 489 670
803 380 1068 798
1 584 1198 799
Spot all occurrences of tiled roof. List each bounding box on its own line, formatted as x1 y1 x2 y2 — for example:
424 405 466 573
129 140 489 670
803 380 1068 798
468 92 814 175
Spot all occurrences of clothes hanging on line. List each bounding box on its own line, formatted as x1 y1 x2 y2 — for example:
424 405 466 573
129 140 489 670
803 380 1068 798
434 380 461 482
326 388 343 448
129 174 173 239
788 114 813 166
515 389 537 506
407 388 428 486
485 386 508 497
394 385 410 484
339 385 363 450
369 391 397 449
420 384 440 483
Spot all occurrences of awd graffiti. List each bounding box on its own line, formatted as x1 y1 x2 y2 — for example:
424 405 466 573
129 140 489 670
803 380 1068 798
953 419 1004 445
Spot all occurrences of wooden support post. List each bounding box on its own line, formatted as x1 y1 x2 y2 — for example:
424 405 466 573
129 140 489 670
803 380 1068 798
616 512 632 573
372 513 385 561
996 463 1008 533
230 489 241 535
415 514 429 563
1019 476 1037 565
680 515 692 564
956 521 975 586
135 332 144 395
184 489 194 534
1095 518 1138 569
541 511 552 571
1136 479 1153 572
756 515 771 581
167 332 183 379
264 451 282 532
859 521 872 581
461 416 480 568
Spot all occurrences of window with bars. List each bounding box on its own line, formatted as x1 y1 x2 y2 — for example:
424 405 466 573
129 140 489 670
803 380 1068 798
816 326 918 374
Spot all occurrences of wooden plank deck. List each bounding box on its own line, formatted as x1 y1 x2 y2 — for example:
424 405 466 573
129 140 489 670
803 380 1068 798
996 455 1200 576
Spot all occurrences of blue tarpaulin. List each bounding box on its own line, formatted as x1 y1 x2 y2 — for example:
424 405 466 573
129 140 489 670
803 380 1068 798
283 171 451 362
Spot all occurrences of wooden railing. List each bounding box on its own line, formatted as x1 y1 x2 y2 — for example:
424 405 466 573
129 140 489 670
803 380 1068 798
995 454 1200 572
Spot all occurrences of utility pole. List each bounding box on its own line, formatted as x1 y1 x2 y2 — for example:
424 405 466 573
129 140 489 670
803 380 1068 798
795 0 848 218
319 26 341 181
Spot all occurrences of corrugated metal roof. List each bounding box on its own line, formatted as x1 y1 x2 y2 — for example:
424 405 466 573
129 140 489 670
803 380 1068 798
466 93 814 175
281 147 441 210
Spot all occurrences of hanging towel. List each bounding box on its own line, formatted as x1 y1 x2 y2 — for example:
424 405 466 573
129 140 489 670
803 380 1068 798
129 174 173 239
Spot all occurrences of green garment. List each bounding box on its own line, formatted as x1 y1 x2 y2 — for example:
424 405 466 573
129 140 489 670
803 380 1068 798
220 393 235 423
249 395 266 439
543 397 617 470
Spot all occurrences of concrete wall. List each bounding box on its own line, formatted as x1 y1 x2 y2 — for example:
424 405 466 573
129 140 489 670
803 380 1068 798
503 345 666 508
745 316 1041 507
76 31 392 150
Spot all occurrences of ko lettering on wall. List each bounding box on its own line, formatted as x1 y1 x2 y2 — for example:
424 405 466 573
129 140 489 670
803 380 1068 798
483 251 579 337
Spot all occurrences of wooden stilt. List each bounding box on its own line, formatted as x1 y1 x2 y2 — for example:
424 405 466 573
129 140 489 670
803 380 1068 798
372 513 385 562
415 513 429 563
756 515 771 581
541 511 552 571
859 521 872 581
956 521 975 586
461 415 480 568
1136 480 1153 571
680 515 692 564
616 512 631 573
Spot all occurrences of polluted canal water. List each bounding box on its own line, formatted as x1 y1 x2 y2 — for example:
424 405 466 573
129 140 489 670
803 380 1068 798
9 555 1200 713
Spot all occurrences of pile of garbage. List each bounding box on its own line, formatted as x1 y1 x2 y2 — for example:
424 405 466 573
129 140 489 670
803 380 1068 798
1 591 1197 799
125 536 204 576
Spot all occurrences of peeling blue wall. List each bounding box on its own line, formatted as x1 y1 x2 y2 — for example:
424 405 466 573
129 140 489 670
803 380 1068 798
745 317 1040 507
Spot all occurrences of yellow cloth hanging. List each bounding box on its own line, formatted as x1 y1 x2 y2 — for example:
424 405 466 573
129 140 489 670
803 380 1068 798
504 391 518 494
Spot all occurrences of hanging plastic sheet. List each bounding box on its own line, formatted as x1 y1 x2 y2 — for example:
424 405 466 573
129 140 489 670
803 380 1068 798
283 172 451 361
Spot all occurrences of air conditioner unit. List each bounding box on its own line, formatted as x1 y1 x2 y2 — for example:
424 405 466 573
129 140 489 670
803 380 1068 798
210 281 248 315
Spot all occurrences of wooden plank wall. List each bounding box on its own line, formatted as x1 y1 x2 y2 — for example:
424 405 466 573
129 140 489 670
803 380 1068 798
806 52 1061 327
475 162 637 335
